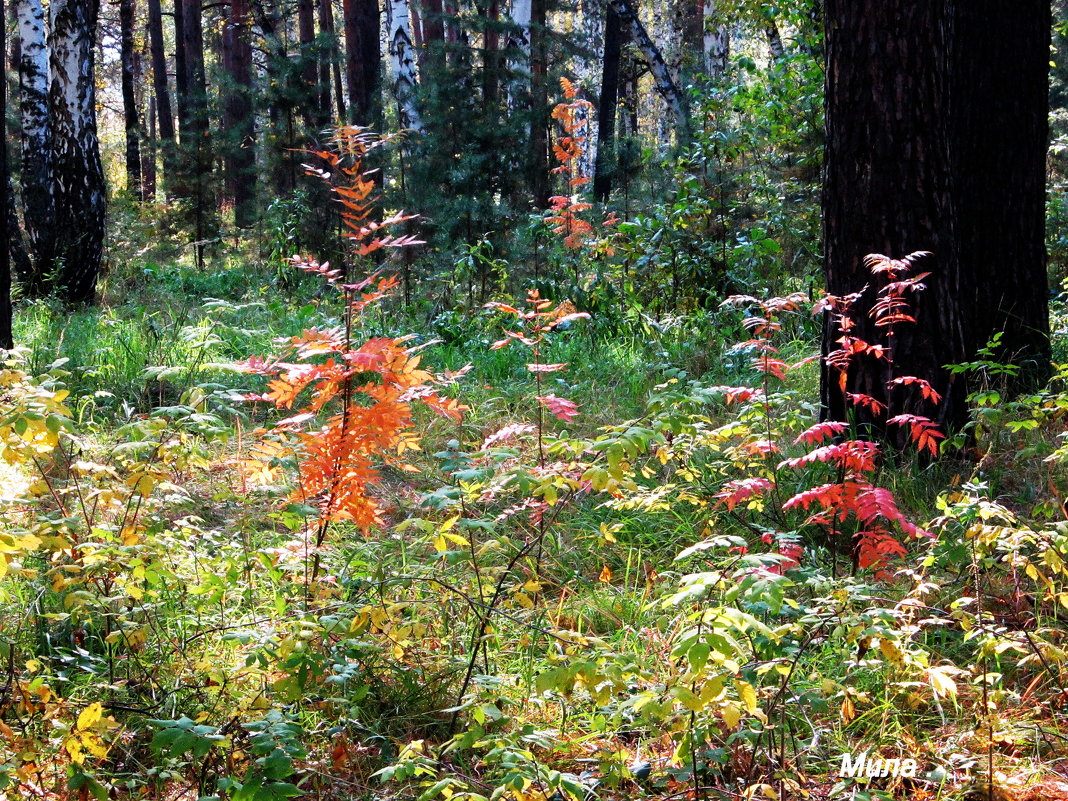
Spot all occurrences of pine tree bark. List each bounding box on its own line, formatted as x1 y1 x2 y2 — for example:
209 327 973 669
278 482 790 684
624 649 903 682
49 0 106 303
950 0 1050 382
593 5 621 203
319 0 346 120
343 0 380 125
146 0 175 192
224 0 256 225
821 0 1050 441
119 0 143 199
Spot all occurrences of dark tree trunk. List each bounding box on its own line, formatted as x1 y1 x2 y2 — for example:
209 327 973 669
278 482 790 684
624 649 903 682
950 1 1050 383
419 0 443 72
143 91 157 199
821 0 1049 443
593 5 621 203
298 0 324 130
343 0 380 125
224 0 256 226
481 0 499 113
0 0 14 346
319 0 346 120
528 0 548 206
173 0 189 135
50 0 106 304
147 0 175 191
119 0 143 199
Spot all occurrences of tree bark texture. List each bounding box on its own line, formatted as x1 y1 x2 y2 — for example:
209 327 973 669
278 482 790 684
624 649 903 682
223 0 256 225
49 0 106 303
146 0 175 192
0 0 14 346
119 0 143 199
387 0 422 130
606 0 687 137
343 0 380 125
16 0 52 289
593 4 621 203
822 0 1049 440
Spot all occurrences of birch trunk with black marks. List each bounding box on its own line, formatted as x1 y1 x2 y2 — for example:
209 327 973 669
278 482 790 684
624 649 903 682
0 0 14 345
49 0 105 303
386 0 421 130
703 0 728 76
605 0 687 136
17 0 52 289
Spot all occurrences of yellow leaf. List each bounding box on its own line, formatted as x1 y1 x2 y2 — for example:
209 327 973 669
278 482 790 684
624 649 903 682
514 592 533 609
598 565 612 583
879 638 906 667
736 680 758 713
77 702 103 731
721 702 741 728
840 694 856 724
928 666 958 699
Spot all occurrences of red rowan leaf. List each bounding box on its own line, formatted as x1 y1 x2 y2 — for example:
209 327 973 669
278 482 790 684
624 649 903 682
537 394 579 422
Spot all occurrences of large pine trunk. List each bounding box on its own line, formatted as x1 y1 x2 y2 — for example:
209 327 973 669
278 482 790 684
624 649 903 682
49 0 106 303
343 0 380 125
950 1 1050 383
821 0 1049 442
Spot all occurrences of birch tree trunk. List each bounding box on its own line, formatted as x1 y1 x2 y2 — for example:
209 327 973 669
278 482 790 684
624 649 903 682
0 0 13 345
505 0 530 106
386 0 422 130
16 0 52 288
703 0 728 76
606 0 687 135
49 0 106 303
764 17 784 60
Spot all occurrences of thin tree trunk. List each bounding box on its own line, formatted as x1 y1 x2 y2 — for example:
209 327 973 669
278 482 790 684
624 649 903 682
593 4 620 203
606 0 687 136
143 91 157 199
50 0 106 303
319 0 345 120
16 0 52 289
481 0 499 114
0 0 14 345
298 0 322 130
119 0 143 199
146 0 175 192
765 18 784 60
224 0 256 225
529 0 548 206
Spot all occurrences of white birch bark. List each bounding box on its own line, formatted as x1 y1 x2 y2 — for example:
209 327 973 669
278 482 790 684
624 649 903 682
387 0 423 131
505 0 531 109
16 0 52 277
606 0 687 134
703 0 728 76
49 0 106 302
